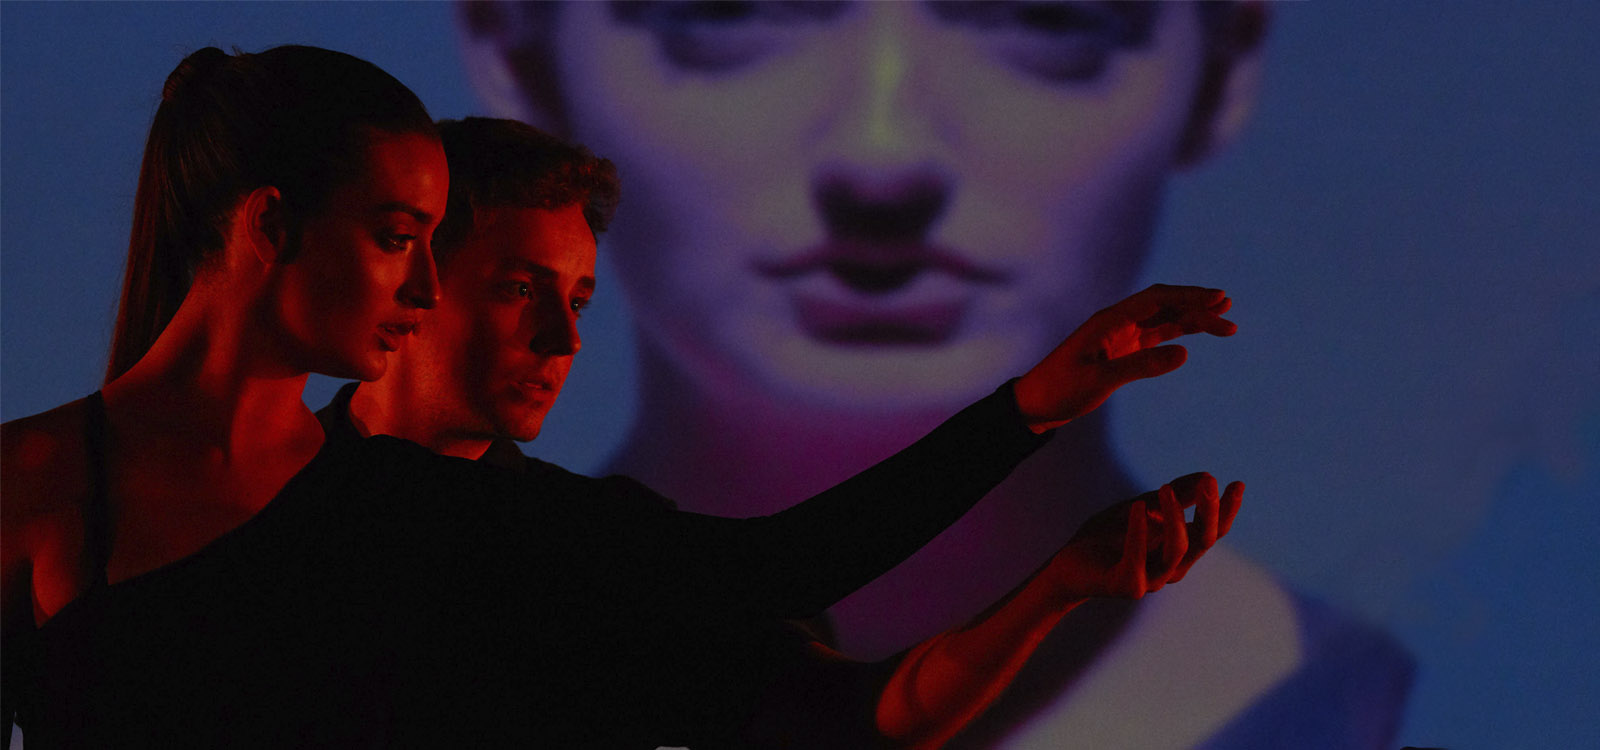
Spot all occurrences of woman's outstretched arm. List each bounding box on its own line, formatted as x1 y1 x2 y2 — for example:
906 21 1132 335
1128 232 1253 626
633 285 1237 619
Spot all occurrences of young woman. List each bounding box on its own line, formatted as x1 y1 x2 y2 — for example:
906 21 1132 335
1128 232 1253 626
1 45 1240 748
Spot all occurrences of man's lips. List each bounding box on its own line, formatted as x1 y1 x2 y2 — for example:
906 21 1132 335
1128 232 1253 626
509 366 566 395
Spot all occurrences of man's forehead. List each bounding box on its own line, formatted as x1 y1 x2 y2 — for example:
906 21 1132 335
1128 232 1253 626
457 204 597 275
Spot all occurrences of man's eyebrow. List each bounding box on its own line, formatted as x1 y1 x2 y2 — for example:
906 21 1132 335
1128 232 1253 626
374 201 436 224
503 258 597 293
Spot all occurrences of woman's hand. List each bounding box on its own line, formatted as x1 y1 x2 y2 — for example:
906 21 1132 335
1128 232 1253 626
1044 472 1245 603
1014 284 1236 433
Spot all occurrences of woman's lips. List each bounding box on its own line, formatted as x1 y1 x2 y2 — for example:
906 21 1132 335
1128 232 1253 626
375 321 418 352
757 242 1006 346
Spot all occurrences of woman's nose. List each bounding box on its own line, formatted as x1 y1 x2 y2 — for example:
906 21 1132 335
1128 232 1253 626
399 244 440 310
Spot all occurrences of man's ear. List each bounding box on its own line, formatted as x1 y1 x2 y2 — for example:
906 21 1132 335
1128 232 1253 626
456 0 568 134
242 185 289 265
1175 2 1270 168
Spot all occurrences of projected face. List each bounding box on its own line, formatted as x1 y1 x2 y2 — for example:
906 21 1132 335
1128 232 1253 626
531 2 1221 408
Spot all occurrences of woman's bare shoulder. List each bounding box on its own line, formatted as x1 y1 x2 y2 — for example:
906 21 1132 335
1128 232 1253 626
3 399 94 531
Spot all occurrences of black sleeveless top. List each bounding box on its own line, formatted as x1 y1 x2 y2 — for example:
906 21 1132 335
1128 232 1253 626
8 384 1048 748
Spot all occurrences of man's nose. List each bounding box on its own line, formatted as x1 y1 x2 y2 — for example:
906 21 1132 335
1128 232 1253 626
530 301 580 357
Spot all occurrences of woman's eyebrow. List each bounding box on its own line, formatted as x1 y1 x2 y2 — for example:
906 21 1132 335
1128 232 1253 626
374 201 437 224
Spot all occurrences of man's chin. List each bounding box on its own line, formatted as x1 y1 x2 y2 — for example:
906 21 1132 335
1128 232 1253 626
495 415 547 443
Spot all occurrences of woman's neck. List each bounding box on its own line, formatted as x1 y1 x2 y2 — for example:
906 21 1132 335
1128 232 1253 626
103 286 317 455
89 280 326 587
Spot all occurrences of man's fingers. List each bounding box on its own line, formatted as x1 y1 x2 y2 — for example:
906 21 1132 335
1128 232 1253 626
1218 481 1245 537
1167 472 1215 511
1152 484 1187 586
1104 499 1148 598
1105 345 1187 384
1171 477 1221 583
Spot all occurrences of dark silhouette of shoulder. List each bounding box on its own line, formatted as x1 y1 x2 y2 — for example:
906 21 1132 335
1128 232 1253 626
315 382 676 516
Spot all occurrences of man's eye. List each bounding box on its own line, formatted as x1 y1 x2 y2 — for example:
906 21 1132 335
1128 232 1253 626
497 281 534 300
571 298 591 317
612 1 847 73
380 234 418 253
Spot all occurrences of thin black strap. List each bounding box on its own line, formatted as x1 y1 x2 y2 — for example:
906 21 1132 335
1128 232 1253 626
82 391 112 586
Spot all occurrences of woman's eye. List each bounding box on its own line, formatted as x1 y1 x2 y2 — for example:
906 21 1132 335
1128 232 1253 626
612 1 847 73
380 234 418 253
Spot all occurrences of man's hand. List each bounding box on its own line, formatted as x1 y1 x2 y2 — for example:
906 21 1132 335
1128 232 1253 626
1015 284 1235 433
872 473 1244 748
1043 473 1245 603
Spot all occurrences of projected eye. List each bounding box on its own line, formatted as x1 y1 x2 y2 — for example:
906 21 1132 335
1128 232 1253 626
928 1 1158 84
612 0 848 73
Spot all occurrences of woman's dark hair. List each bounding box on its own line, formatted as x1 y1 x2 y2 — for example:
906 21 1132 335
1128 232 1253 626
105 45 437 382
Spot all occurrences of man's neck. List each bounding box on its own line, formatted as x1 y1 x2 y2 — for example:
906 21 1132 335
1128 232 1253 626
345 381 495 461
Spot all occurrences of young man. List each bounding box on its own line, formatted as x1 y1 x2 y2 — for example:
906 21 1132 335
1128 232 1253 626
319 116 1245 746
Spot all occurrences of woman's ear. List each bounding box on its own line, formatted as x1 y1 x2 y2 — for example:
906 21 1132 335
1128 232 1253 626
1175 2 1271 168
241 185 289 265
456 0 568 134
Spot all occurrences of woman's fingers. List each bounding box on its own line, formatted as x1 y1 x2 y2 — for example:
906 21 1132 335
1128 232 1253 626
1114 284 1227 323
1105 345 1188 384
1136 299 1237 346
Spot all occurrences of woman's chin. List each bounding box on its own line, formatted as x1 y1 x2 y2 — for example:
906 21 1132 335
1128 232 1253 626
323 352 389 383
